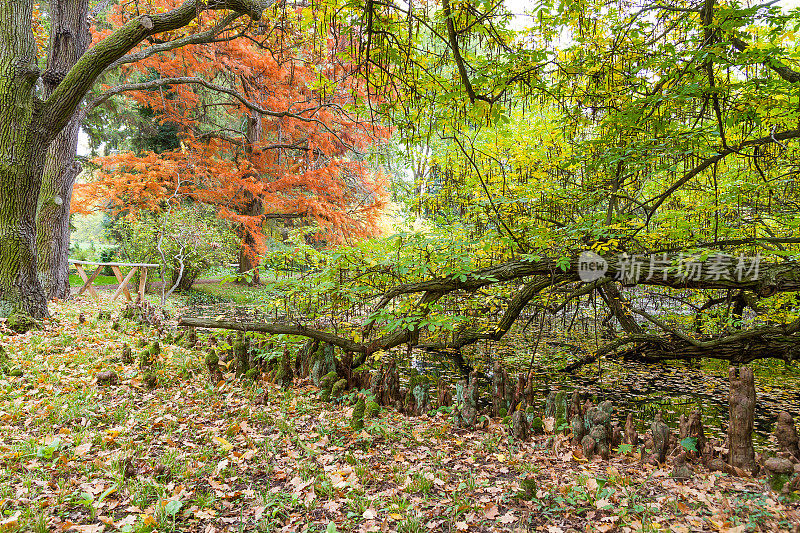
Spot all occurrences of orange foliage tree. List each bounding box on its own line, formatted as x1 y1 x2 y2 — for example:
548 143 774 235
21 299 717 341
76 0 389 281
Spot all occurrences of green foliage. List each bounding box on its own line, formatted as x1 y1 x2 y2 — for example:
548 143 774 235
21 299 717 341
680 437 698 453
615 443 633 456
111 204 237 292
36 438 62 461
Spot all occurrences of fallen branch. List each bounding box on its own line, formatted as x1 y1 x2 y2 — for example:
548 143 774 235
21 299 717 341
178 317 366 352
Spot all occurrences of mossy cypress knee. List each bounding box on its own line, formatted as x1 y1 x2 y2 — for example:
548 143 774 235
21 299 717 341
351 397 366 430
121 344 133 364
366 401 380 418
319 370 339 401
144 372 158 389
185 326 197 348
205 352 222 382
331 378 347 399
274 347 293 387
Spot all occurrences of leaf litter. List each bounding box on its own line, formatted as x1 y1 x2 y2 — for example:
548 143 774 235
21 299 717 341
0 296 797 532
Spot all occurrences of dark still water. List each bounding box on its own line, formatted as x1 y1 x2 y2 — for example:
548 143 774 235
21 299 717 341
400 342 800 444
182 298 800 443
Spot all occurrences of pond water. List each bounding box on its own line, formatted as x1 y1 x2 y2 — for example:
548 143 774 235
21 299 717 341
401 341 800 444
182 296 800 443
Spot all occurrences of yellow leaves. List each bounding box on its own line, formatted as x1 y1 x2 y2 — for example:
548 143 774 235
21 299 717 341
212 435 233 452
0 511 20 532
591 238 618 253
103 427 125 446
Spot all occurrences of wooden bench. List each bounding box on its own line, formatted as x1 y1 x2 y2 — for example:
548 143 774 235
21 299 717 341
68 260 160 302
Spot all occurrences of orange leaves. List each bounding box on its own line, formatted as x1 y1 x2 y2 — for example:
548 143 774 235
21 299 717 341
31 4 48 58
80 0 389 264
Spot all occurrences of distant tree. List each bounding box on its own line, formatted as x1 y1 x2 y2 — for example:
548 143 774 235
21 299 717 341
75 3 388 282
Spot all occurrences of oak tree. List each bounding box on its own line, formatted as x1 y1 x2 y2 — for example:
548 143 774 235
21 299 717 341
0 0 265 317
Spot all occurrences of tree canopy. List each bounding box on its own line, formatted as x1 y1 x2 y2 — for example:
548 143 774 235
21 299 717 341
75 0 390 273
180 0 800 371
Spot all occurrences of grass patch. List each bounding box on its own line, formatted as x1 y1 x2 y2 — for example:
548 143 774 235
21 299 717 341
68 273 121 287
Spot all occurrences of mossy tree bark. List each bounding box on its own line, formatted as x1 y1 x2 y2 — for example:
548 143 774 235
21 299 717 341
0 0 50 318
0 0 265 317
36 0 90 300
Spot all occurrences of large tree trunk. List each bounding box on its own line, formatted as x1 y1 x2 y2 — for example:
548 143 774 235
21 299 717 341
0 0 264 318
237 111 262 285
0 0 50 318
598 282 642 335
238 215 261 284
36 0 90 300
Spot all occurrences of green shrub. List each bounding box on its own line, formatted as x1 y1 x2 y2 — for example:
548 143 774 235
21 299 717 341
111 205 237 292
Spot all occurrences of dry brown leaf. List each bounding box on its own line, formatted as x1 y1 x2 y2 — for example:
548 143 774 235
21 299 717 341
74 442 92 457
0 511 20 532
484 503 499 520
499 511 516 524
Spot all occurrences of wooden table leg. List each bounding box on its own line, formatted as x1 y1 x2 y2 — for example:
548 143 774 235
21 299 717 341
138 267 148 302
112 267 137 302
76 265 101 301
110 265 133 302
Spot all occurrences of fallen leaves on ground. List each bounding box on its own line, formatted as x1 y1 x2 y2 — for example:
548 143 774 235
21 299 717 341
0 295 797 532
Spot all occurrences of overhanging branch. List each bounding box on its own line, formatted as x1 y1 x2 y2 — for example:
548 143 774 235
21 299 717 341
84 76 357 151
43 0 269 136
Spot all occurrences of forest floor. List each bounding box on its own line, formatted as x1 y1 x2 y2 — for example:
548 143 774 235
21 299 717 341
1 296 799 533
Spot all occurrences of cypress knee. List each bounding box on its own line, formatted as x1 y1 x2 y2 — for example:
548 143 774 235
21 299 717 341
728 366 756 473
512 405 529 441
491 361 504 417
651 412 670 464
437 380 452 408
624 413 638 447
775 411 800 461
